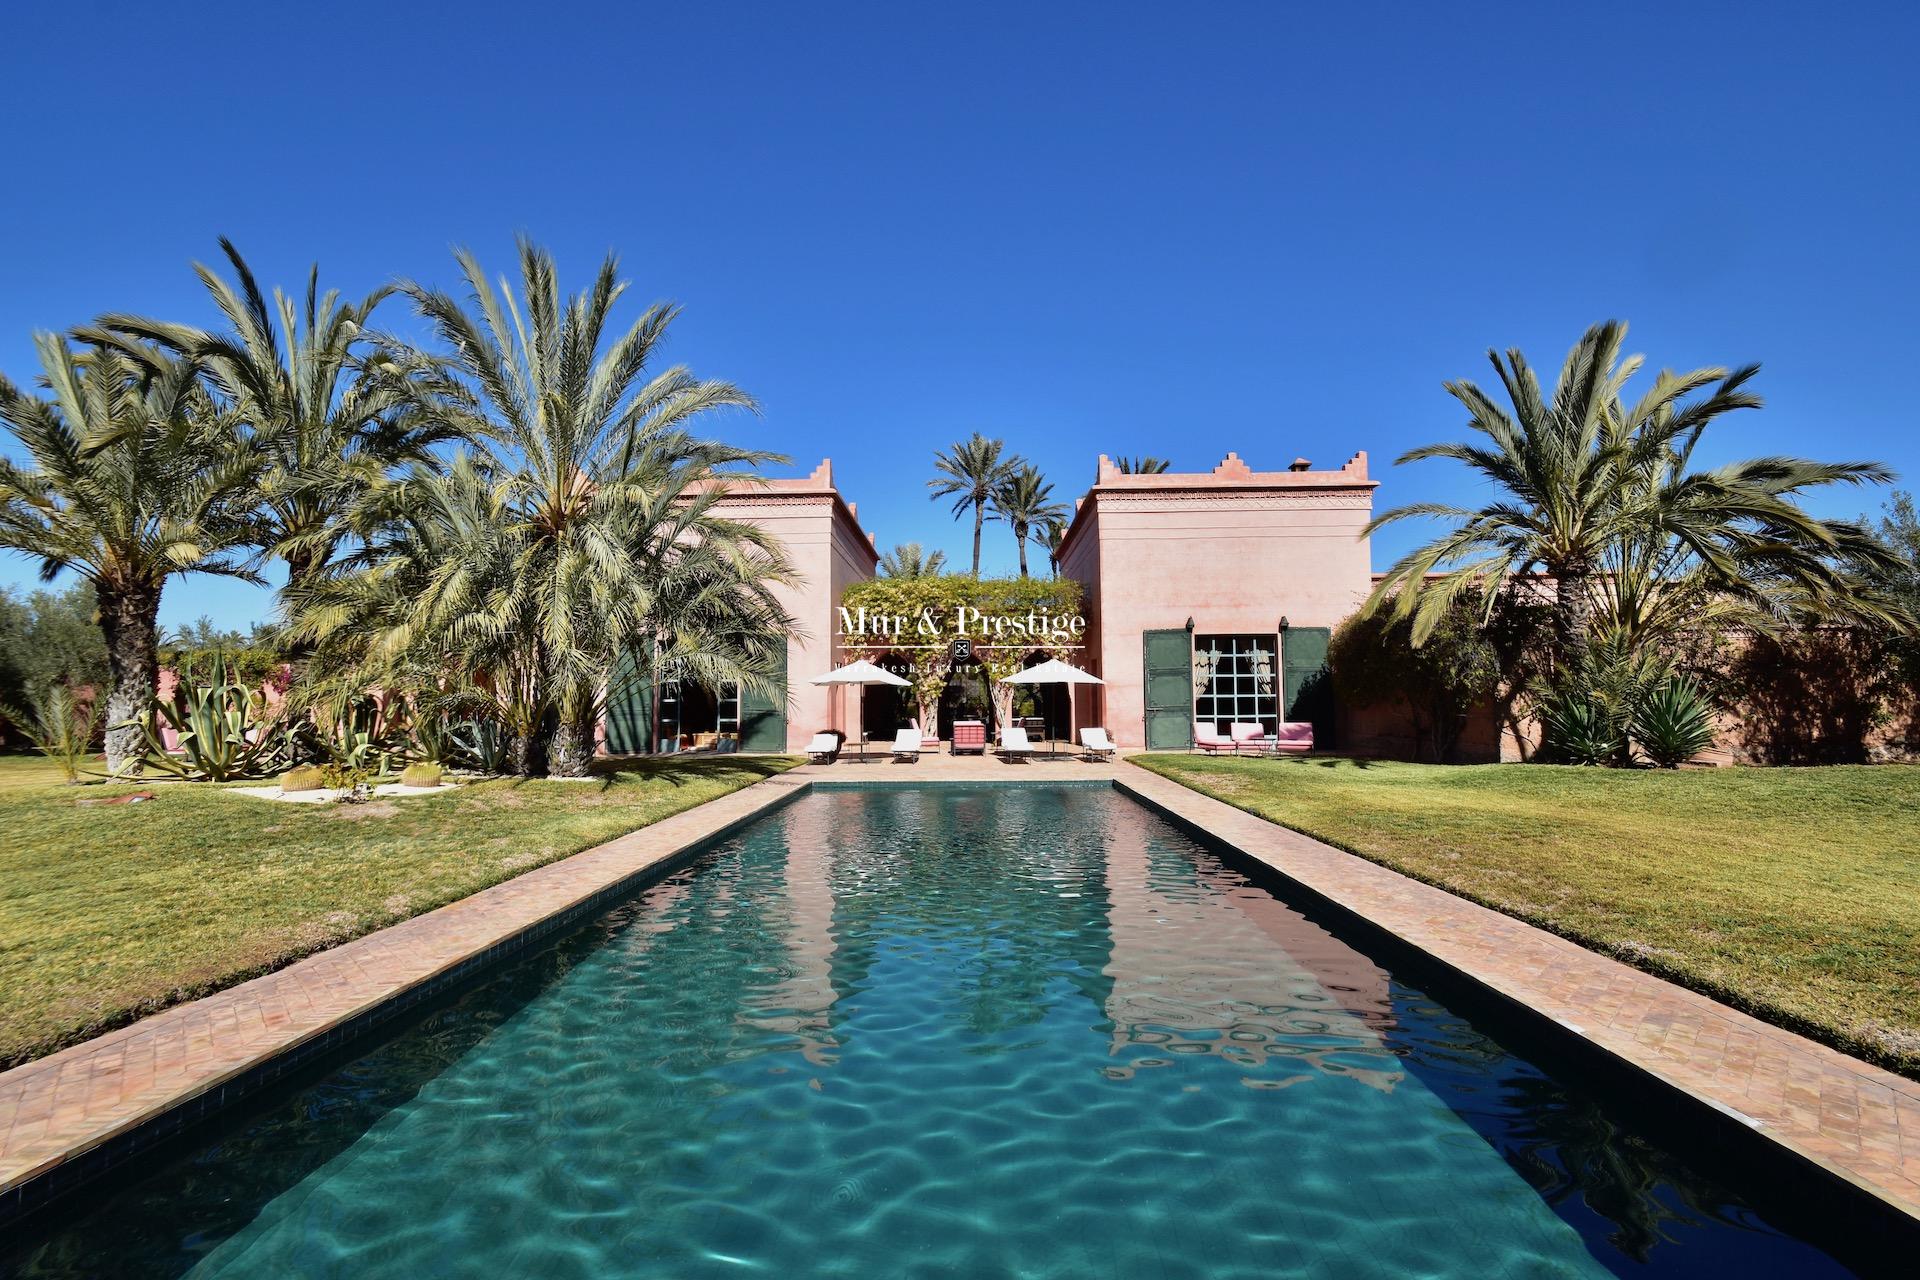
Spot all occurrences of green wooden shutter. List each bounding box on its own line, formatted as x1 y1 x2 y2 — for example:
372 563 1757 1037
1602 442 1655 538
1142 628 1194 750
605 641 655 755
1283 627 1333 743
739 643 788 753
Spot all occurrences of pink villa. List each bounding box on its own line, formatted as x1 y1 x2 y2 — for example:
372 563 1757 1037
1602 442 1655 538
605 450 1398 756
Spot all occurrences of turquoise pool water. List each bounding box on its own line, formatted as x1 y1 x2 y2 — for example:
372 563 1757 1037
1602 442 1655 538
5 786 1855 1277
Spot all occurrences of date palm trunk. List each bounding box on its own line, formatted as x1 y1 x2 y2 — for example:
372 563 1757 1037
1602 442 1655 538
548 706 598 778
98 580 161 776
971 502 984 577
1552 562 1595 674
1014 519 1029 577
509 719 550 777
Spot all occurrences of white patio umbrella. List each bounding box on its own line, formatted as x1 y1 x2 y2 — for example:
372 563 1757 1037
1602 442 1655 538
1000 658 1104 757
810 659 911 762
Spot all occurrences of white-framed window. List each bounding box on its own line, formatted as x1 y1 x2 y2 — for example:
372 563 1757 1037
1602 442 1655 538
1193 634 1278 733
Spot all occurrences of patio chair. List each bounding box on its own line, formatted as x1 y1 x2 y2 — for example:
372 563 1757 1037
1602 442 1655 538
952 720 987 755
1230 723 1269 754
804 731 842 764
890 727 922 762
1272 722 1315 754
999 725 1035 760
912 720 941 750
1194 721 1236 754
1079 727 1117 761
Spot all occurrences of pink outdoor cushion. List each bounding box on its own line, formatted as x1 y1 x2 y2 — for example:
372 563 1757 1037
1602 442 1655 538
1194 722 1235 752
1272 722 1314 751
1230 723 1266 743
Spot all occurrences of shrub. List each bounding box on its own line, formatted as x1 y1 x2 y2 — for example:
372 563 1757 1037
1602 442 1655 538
399 762 444 788
1538 689 1624 765
320 761 373 794
280 764 326 792
1332 589 1547 763
1631 677 1717 768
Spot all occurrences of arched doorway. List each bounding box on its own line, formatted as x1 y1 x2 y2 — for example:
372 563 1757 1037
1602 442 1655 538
860 653 916 742
938 656 992 739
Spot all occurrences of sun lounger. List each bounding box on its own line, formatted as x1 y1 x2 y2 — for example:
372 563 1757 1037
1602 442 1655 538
1079 727 1117 760
804 732 841 763
890 727 922 761
998 725 1034 760
1194 722 1235 754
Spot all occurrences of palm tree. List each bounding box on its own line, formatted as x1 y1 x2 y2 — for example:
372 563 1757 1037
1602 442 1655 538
294 238 793 776
1037 518 1069 576
991 464 1069 577
929 433 1019 576
0 337 259 773
85 240 453 615
878 541 947 579
1365 321 1894 669
1115 456 1170 474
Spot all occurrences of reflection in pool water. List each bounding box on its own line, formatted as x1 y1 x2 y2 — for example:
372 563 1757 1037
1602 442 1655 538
4 787 1852 1277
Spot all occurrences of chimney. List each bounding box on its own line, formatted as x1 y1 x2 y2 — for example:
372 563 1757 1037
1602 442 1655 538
1288 457 1312 472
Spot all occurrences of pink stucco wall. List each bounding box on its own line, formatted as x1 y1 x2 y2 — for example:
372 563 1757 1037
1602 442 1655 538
708 460 877 750
1055 452 1376 749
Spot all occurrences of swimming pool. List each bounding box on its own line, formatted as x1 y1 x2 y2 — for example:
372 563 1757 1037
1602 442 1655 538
3 785 1865 1276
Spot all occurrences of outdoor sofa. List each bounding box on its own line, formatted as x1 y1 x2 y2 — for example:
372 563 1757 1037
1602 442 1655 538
1194 721 1315 755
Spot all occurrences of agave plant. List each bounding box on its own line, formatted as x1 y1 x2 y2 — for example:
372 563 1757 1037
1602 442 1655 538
1630 677 1717 768
450 719 512 774
9 683 102 783
312 695 413 777
1536 690 1624 766
127 653 287 780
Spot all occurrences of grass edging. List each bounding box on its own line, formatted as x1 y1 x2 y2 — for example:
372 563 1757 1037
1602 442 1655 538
1128 754 1920 1081
0 757 800 1069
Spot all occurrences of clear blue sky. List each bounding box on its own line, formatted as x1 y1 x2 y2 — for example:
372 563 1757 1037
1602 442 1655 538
3 1 1915 630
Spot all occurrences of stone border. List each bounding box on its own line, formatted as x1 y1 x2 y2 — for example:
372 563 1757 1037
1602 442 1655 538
0 770 810 1228
1112 762 1920 1238
4 758 1917 1255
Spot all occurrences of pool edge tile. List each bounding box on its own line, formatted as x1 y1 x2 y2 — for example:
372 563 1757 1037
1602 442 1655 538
1109 762 1920 1232
0 772 815 1227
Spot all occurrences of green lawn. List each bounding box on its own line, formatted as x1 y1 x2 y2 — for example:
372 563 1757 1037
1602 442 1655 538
1132 754 1920 1078
0 755 796 1067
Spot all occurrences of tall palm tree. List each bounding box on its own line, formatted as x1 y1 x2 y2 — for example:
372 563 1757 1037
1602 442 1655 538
1037 518 1069 576
295 238 793 776
85 240 453 615
1365 321 1894 668
0 337 259 772
991 464 1069 577
878 541 947 579
929 433 1019 576
1115 456 1170 474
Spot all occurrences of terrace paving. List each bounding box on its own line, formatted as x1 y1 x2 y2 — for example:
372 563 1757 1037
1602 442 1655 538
1 746 1915 1234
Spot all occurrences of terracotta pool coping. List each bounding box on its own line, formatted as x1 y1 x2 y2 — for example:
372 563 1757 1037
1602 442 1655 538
0 769 811 1225
1110 762 1920 1228
3 757 1917 1238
